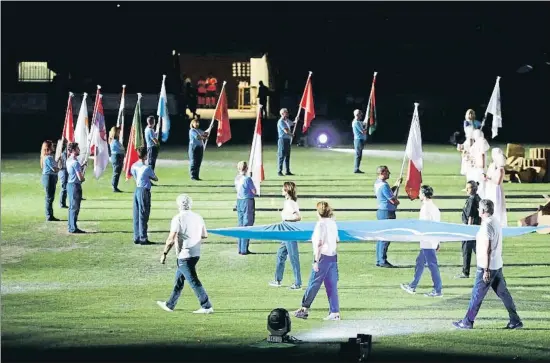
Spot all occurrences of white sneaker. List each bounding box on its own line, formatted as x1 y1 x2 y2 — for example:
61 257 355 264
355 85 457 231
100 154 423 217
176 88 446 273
268 281 281 287
156 301 173 312
323 313 341 321
193 307 214 314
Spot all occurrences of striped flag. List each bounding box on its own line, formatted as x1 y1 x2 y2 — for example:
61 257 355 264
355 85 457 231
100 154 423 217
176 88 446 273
123 94 144 180
61 92 75 142
157 75 171 142
248 106 265 195
367 72 378 135
116 85 126 144
404 103 423 200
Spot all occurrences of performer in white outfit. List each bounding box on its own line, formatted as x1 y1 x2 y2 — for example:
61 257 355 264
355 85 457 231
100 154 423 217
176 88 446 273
484 148 508 227
468 129 490 198
458 126 475 179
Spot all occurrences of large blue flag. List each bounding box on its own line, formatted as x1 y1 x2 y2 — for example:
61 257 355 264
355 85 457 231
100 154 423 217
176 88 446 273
208 219 543 243
157 75 170 142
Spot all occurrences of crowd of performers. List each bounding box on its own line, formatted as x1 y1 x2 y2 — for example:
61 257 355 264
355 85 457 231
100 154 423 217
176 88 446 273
37 107 522 328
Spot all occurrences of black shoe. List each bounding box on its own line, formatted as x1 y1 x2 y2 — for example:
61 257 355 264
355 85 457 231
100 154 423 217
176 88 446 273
113 188 122 193
70 229 86 234
505 321 523 329
81 197 86 201
379 262 395 268
151 183 157 187
285 172 294 176
134 240 141 245
60 205 68 209
455 273 470 279
140 241 153 245
354 170 365 174
278 172 284 176
47 217 60 222
246 250 255 255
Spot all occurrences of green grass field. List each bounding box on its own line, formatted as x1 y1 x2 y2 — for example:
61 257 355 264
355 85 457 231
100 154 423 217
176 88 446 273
2 144 550 362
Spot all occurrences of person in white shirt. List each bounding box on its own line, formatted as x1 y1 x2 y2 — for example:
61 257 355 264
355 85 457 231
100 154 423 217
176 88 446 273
156 194 213 314
453 199 523 330
400 185 443 297
294 201 341 321
269 182 303 290
484 148 508 227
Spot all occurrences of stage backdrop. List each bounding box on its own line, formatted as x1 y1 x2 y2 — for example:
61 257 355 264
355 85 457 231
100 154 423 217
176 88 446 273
178 52 270 110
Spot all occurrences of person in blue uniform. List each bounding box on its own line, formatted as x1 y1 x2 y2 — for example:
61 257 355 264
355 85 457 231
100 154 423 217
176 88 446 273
57 139 69 209
188 118 209 181
40 140 59 221
109 126 125 192
234 161 257 254
352 109 367 173
66 142 86 233
144 116 159 172
131 146 158 245
277 108 295 176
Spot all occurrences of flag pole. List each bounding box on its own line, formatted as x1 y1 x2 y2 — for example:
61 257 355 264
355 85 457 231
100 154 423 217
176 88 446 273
204 80 227 150
291 71 312 143
118 85 126 144
395 102 419 198
248 105 262 178
365 71 377 132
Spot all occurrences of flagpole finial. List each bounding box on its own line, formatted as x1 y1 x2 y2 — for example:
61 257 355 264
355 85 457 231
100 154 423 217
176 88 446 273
162 74 167 81
97 85 101 90
308 71 313 76
222 80 227 85
137 93 142 100
414 102 420 107
496 76 501 81
373 71 378 77
83 92 88 98
122 84 126 88
69 92 74 97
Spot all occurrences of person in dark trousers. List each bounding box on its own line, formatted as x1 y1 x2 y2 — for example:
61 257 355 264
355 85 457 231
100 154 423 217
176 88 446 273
66 142 86 233
40 140 59 221
57 139 69 208
257 81 269 120
144 116 159 172
277 108 295 176
157 194 213 314
188 118 209 181
234 161 257 255
457 180 482 278
352 109 367 173
131 146 158 245
373 165 402 267
453 199 523 330
109 126 125 192
185 82 199 119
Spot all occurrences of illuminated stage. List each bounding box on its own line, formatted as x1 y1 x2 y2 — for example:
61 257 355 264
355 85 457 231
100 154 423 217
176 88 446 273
185 108 258 120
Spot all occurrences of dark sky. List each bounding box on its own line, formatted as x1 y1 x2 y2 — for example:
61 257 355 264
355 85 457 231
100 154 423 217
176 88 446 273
2 1 550 143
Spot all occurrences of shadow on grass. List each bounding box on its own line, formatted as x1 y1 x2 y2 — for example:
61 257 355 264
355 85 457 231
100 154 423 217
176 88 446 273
0 342 518 363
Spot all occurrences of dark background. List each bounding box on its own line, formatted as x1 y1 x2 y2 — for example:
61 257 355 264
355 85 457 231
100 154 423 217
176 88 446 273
2 1 550 153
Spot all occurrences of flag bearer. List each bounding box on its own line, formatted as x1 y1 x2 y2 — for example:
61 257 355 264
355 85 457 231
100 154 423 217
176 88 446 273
109 126 125 192
277 108 295 176
40 140 59 221
234 161 257 255
131 146 158 245
57 139 69 209
188 118 209 181
66 142 86 233
144 116 160 172
352 109 367 173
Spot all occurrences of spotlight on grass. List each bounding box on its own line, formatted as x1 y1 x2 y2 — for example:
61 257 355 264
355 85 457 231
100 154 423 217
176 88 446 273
267 308 291 343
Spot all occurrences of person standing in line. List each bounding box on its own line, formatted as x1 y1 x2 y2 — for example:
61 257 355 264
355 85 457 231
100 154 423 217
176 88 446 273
40 140 60 221
157 194 214 314
294 201 341 321
352 109 367 174
144 116 160 173
468 129 490 198
131 146 158 245
457 180 482 278
109 126 125 193
66 142 86 233
188 118 209 181
234 161 257 255
374 165 401 267
269 182 302 290
57 139 69 209
453 199 523 330
400 185 443 297
463 109 482 131
484 148 508 227
277 108 295 176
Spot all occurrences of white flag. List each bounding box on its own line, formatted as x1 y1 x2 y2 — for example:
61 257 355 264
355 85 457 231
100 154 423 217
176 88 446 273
248 107 265 196
74 93 89 165
484 76 502 139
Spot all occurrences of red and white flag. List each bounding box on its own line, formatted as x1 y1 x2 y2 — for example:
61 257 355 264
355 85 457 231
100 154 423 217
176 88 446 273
299 72 315 133
404 103 423 200
248 106 265 195
61 92 75 142
214 82 231 147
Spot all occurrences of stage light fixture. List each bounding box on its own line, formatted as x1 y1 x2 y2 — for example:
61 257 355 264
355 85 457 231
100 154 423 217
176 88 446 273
317 133 328 145
266 308 291 343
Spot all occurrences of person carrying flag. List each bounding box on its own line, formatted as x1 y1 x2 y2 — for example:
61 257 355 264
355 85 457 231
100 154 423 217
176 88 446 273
131 146 158 245
144 116 160 172
109 126 125 192
277 108 295 176
188 118 209 181
235 161 257 255
66 142 86 233
352 109 367 174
